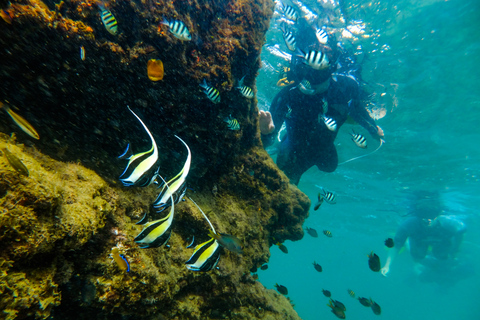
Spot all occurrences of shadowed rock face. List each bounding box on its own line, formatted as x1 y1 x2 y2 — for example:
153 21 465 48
0 1 309 319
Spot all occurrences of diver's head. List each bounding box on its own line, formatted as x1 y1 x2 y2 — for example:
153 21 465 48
290 43 336 95
408 190 443 220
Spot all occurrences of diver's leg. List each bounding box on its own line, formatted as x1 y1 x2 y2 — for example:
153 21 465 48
277 139 311 185
315 142 338 173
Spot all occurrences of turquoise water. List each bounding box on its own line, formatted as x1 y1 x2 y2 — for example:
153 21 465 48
257 0 480 319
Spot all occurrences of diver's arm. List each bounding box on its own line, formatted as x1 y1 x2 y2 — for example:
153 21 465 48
348 99 384 140
261 87 289 147
381 248 399 277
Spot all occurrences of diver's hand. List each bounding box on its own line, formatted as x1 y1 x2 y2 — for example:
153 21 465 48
380 266 389 277
259 110 275 135
377 125 385 140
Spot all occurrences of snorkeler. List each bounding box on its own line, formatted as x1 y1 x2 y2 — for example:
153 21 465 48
259 26 383 185
381 191 469 284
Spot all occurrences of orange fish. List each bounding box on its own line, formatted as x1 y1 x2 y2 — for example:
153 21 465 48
147 59 164 81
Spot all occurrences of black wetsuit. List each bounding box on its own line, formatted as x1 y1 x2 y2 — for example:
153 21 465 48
262 74 379 185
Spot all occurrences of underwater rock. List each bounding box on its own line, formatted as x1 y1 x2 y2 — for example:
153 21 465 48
0 0 307 318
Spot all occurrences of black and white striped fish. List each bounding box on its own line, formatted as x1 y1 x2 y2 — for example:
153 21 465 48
316 27 328 45
224 115 240 131
199 79 220 104
318 186 336 204
99 5 118 35
282 3 298 21
161 18 191 41
236 76 254 99
281 26 296 51
297 49 329 70
323 116 337 132
351 130 367 148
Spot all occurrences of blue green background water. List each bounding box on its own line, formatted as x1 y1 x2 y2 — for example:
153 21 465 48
256 0 480 319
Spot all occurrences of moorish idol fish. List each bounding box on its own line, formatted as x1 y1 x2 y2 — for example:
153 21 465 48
0 102 39 140
99 4 118 35
118 106 159 187
296 49 329 70
185 198 222 272
236 76 254 99
223 115 240 131
134 193 175 249
152 135 191 211
160 18 191 41
185 238 221 272
199 79 220 104
351 130 367 148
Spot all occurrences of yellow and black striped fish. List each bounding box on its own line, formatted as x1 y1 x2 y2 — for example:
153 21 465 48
160 18 191 41
224 114 240 131
185 198 222 272
351 130 367 148
99 5 118 35
134 195 175 248
348 289 355 298
119 107 159 187
151 135 191 213
323 230 332 238
199 79 220 104
185 238 221 272
236 76 254 99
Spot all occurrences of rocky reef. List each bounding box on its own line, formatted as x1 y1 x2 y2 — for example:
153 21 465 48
0 0 310 319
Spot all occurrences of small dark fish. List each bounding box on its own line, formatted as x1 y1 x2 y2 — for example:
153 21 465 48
276 242 288 254
314 193 324 210
313 261 322 272
3 148 29 177
370 299 381 315
327 300 345 319
368 251 381 272
252 274 259 280
351 130 367 148
306 227 318 238
358 297 372 307
274 283 288 295
260 264 269 270
208 231 243 254
322 289 331 297
332 299 346 311
323 230 332 238
347 289 355 298
384 237 394 248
